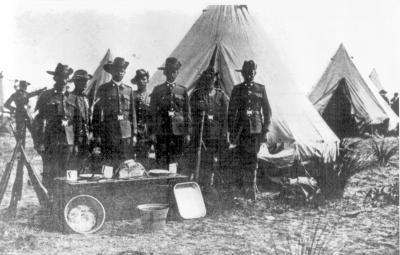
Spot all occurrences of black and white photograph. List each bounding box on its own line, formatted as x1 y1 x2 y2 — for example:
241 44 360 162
0 0 398 254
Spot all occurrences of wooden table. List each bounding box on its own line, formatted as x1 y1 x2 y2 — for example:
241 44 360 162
52 174 188 233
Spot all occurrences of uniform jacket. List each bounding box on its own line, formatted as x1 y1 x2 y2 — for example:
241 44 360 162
34 88 76 148
149 82 191 136
228 82 271 152
190 87 229 141
133 90 151 138
92 81 137 146
71 92 91 144
4 90 32 120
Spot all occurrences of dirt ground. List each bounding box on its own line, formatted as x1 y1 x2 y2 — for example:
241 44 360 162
0 134 398 255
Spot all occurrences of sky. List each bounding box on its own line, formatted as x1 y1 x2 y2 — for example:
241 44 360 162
0 0 399 100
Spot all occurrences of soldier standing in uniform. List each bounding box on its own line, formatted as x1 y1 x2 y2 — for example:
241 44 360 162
69 70 93 171
131 69 151 161
92 57 137 168
228 60 272 200
4 80 44 142
149 57 191 170
35 63 75 192
190 67 229 191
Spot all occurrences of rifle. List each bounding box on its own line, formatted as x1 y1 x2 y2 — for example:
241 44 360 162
27 87 47 98
194 111 206 182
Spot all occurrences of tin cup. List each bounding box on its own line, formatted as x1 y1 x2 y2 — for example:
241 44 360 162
102 165 114 179
66 170 78 181
169 163 177 174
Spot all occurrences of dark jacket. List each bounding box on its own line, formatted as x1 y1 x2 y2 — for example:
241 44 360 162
133 90 151 138
4 90 31 120
92 81 137 146
71 92 91 144
228 82 271 152
34 88 76 148
190 87 229 141
149 82 191 136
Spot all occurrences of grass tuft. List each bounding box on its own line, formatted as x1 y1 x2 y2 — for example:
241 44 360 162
370 138 398 167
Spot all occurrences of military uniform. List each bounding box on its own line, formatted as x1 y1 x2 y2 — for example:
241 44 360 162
133 90 151 159
190 86 229 187
35 89 76 191
228 81 271 189
70 91 91 170
149 82 191 168
92 80 137 167
4 89 33 141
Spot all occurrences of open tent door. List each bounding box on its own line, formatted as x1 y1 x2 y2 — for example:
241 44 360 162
322 79 357 138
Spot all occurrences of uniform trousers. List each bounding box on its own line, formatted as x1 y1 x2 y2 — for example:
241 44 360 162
155 135 184 170
101 138 133 169
42 144 74 193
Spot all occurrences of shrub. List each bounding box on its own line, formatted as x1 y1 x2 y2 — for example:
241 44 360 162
370 138 398 167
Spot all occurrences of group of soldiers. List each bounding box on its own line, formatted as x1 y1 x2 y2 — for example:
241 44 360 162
4 56 272 200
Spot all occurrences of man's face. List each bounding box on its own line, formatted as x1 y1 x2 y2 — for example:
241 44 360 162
137 76 148 90
112 67 126 82
242 69 256 82
164 69 179 83
203 74 216 90
74 78 88 92
20 85 28 91
54 75 68 87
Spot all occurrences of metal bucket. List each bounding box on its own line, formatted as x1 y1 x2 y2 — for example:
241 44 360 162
137 204 169 231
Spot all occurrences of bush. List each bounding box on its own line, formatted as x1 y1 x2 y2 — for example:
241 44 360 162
370 138 398 167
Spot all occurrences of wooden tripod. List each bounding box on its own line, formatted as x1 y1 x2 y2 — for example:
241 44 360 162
0 122 49 218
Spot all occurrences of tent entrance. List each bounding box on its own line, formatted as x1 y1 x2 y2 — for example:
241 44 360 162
322 79 357 138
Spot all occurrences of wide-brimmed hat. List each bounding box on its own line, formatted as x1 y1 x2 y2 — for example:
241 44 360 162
379 89 387 94
235 60 257 73
158 57 181 72
18 80 31 87
131 69 150 84
103 57 130 73
69 69 93 82
46 63 74 78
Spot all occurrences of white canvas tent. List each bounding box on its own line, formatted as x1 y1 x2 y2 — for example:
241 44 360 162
308 44 398 137
149 5 339 163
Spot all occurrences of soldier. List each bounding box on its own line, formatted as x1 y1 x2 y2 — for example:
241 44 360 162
34 63 75 192
190 66 229 190
149 57 191 170
69 70 93 171
4 80 36 141
227 60 272 200
92 57 137 168
131 69 151 161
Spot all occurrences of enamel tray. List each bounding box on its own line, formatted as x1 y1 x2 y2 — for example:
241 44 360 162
173 182 206 219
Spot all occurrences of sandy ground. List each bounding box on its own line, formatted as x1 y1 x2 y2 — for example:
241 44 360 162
0 134 398 255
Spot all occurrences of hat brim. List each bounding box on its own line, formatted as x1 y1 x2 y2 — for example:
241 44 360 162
104 63 129 73
158 66 181 72
46 69 74 77
68 74 93 82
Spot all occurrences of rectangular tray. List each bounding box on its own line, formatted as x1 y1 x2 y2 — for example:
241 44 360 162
173 182 206 219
